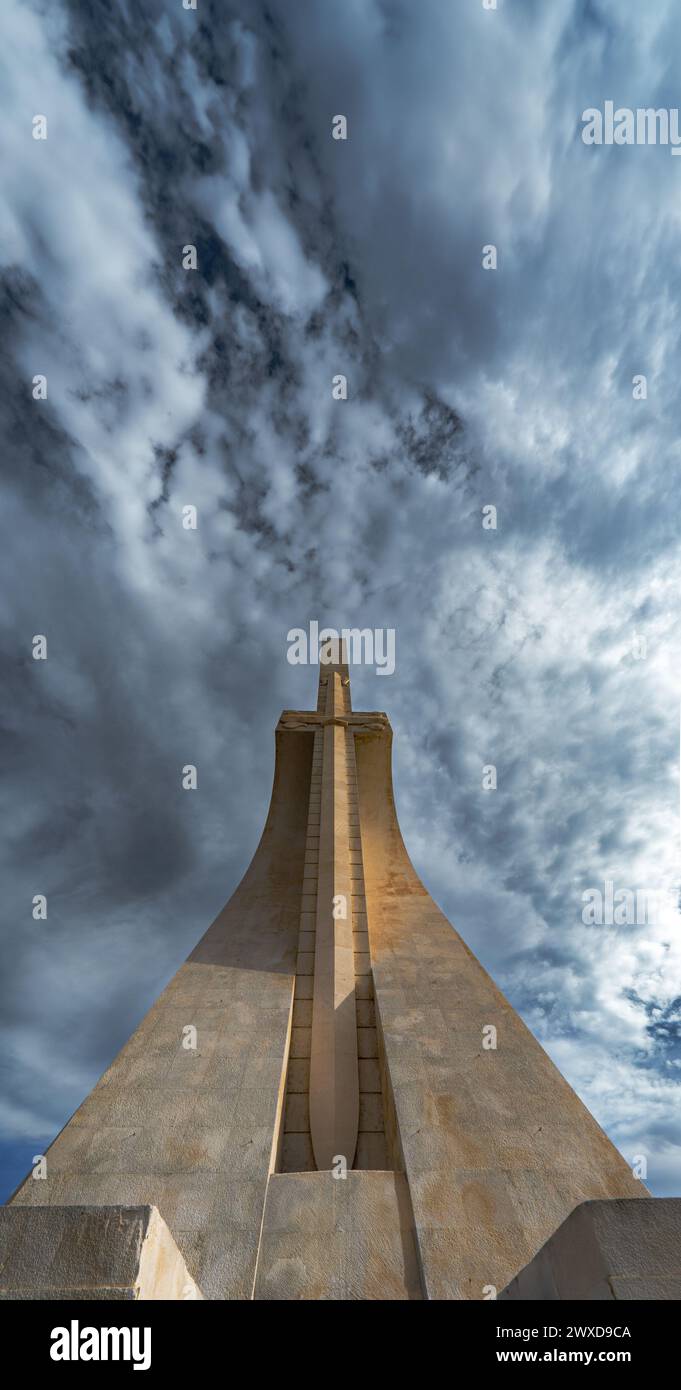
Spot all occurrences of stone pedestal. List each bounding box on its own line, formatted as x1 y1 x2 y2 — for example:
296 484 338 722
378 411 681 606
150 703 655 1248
500 1199 681 1300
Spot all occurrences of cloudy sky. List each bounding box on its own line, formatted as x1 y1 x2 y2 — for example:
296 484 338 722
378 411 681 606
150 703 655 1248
1 0 680 1200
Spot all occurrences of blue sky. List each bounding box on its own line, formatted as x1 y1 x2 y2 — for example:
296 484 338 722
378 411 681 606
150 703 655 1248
1 0 680 1200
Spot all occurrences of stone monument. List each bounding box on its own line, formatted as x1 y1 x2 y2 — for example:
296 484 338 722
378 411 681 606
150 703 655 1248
4 644 659 1300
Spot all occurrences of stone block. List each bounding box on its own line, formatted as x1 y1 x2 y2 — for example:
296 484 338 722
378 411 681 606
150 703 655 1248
500 1199 681 1300
253 1172 422 1300
0 1205 202 1300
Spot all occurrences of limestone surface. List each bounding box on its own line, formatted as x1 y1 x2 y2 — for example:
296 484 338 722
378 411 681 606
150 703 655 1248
0 1205 202 1300
500 1198 681 1300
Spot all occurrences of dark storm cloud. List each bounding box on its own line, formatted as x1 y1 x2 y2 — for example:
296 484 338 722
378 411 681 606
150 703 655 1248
0 0 679 1197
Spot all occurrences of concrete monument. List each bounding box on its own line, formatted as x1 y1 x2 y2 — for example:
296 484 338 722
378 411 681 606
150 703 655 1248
4 646 658 1300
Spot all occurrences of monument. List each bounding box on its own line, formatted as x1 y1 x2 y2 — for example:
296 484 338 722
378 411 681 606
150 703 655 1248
3 643 666 1300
